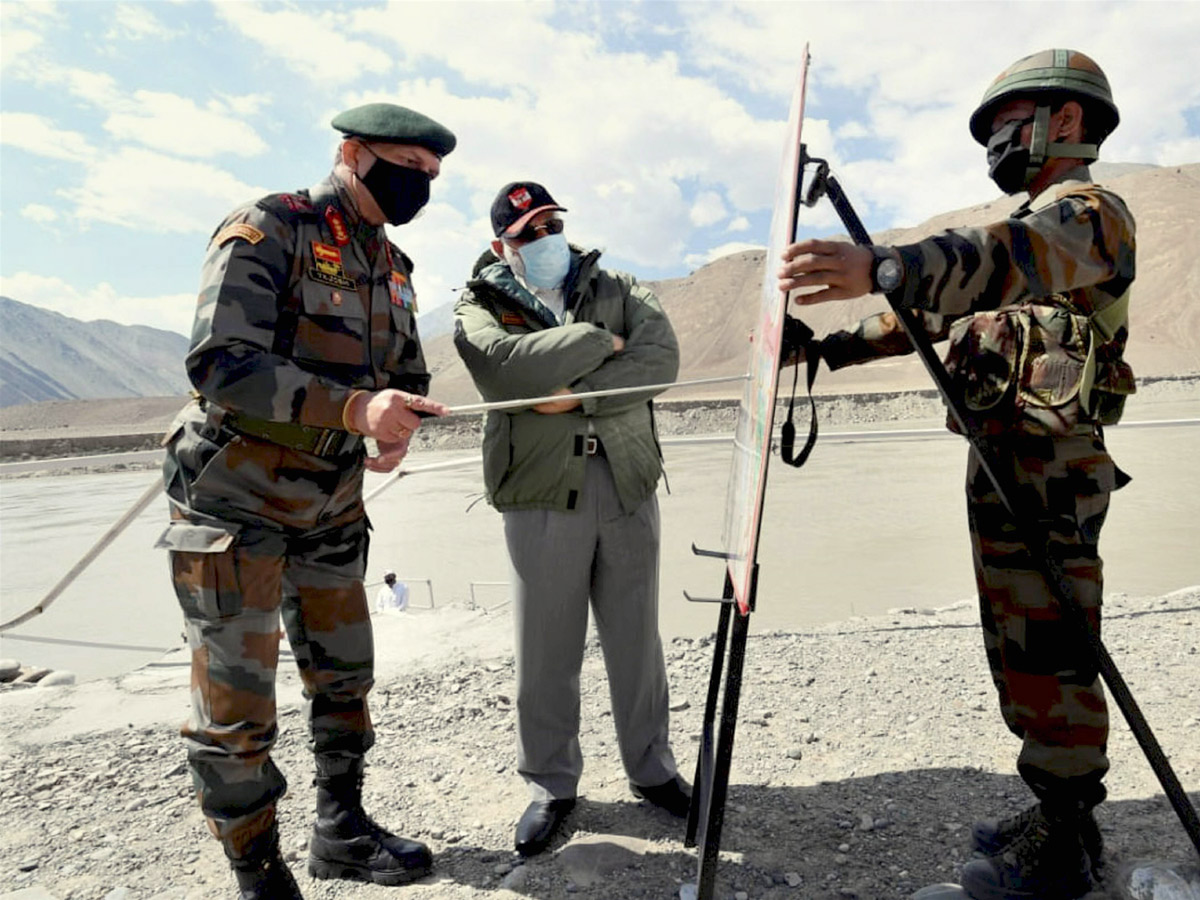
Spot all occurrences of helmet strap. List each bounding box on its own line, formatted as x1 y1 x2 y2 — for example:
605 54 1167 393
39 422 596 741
1027 103 1099 182
1025 104 1052 180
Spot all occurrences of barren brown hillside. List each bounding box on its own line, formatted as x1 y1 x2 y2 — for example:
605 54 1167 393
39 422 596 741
423 163 1200 404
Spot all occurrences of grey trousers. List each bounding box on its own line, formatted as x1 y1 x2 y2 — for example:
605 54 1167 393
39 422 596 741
503 456 678 801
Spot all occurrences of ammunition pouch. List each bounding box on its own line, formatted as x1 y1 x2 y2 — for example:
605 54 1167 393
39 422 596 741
944 298 1133 438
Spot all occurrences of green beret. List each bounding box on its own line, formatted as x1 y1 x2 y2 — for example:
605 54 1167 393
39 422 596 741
331 103 456 156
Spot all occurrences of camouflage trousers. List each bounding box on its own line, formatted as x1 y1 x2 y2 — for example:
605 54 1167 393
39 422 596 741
159 404 375 855
966 430 1127 809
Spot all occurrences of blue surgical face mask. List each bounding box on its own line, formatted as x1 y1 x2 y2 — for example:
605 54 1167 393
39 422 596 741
518 232 570 289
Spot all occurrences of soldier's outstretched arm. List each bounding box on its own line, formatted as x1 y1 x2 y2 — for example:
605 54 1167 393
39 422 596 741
887 186 1134 317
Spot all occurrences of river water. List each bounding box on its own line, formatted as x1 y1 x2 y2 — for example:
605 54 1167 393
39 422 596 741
2 420 1197 682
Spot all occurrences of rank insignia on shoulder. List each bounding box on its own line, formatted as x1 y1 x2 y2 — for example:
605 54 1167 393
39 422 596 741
501 312 524 326
325 206 350 246
309 241 356 290
280 193 313 213
213 223 266 247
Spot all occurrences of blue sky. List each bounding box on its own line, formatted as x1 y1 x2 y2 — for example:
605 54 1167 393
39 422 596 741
2 0 1198 336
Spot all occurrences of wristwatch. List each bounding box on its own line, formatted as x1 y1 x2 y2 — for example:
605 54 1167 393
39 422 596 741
871 247 903 294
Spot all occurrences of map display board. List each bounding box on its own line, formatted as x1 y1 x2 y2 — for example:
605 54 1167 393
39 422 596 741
720 49 810 614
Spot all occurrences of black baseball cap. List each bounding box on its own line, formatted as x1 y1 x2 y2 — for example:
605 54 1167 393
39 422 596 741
490 181 567 237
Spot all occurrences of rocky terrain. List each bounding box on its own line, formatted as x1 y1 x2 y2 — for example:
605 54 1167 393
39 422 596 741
1 590 1198 900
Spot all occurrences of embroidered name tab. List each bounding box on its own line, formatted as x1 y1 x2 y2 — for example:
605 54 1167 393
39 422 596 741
214 223 265 246
309 241 355 290
501 312 524 325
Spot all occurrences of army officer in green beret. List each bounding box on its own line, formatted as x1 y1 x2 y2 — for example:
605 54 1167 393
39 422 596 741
157 102 454 899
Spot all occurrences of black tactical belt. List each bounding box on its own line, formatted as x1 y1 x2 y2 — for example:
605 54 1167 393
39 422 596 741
223 411 362 458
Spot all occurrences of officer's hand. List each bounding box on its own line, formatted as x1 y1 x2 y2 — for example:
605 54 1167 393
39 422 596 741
611 334 625 353
778 239 872 303
349 390 449 443
533 388 581 415
365 437 409 473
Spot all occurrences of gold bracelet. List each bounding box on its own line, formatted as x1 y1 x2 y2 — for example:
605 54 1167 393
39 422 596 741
342 390 368 435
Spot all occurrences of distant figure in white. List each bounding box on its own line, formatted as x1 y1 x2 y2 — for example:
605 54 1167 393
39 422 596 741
374 570 409 613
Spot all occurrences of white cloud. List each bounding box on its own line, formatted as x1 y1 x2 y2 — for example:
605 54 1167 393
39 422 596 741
106 3 176 41
20 203 57 224
0 112 96 162
684 240 764 271
338 2 785 272
727 216 750 233
11 59 270 161
103 91 268 158
60 147 266 234
0 272 195 335
0 25 42 70
835 121 870 140
679 3 1200 229
0 0 59 70
690 191 728 227
218 92 273 118
216 2 392 85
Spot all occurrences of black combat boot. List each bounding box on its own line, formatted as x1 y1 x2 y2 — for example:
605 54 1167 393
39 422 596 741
227 821 304 900
307 755 432 886
959 802 1097 900
971 802 1103 877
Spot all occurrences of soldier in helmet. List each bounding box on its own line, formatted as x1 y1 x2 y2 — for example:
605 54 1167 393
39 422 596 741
777 50 1134 900
157 103 454 898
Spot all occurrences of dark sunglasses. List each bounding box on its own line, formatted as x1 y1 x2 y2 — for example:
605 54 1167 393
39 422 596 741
511 217 564 243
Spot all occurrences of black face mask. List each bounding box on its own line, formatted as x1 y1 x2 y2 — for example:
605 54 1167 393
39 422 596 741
986 117 1034 195
360 148 431 225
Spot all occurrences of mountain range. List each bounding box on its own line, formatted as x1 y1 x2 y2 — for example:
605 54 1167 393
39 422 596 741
0 297 190 407
2 162 1196 411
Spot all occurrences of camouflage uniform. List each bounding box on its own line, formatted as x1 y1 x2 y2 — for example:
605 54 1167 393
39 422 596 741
821 166 1135 807
157 173 429 855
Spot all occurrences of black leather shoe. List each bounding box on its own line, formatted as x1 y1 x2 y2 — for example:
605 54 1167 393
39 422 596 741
514 798 576 857
630 774 692 818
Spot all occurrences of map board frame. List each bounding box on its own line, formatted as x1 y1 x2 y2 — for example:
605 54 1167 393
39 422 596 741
720 48 811 614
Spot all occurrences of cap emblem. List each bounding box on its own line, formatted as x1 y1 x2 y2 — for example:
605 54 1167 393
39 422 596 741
508 187 533 210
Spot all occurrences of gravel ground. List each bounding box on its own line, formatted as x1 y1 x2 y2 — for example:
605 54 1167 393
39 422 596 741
1 588 1198 900
2 380 1197 899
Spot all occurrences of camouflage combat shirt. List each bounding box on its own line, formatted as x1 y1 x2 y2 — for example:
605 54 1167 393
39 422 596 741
822 165 1136 436
186 173 430 429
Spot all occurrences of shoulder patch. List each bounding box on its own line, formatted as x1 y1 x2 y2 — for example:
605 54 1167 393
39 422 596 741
278 193 313 213
256 192 316 219
213 223 266 246
501 312 525 326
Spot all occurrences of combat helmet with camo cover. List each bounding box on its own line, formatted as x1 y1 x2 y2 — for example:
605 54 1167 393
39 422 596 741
969 49 1119 175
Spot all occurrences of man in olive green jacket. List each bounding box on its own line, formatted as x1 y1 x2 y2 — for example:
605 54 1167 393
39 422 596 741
454 181 690 856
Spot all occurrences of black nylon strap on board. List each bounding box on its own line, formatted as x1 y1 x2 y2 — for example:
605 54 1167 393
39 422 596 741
779 316 821 468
